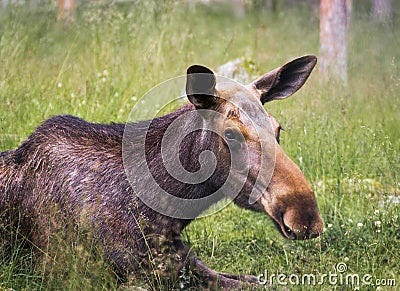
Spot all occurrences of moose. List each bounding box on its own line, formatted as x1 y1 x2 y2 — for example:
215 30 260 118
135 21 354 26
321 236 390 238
0 55 323 289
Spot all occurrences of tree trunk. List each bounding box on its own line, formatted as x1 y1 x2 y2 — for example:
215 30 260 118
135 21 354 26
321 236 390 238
319 0 350 83
58 0 75 22
372 0 393 22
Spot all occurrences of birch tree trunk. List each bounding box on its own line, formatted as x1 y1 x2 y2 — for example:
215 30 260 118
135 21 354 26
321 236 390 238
58 0 75 22
372 0 393 22
319 0 350 83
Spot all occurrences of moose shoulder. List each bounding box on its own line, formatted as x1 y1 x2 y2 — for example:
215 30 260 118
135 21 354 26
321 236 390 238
0 56 323 289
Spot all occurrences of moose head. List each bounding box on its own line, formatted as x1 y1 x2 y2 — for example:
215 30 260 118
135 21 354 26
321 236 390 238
185 56 324 240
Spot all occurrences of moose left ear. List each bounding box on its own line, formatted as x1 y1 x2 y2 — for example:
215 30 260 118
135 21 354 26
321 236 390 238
186 65 217 109
250 55 317 104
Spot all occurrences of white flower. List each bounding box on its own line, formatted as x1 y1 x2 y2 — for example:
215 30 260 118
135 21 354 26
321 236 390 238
357 223 363 228
57 82 62 88
327 223 333 228
103 69 109 76
374 221 381 227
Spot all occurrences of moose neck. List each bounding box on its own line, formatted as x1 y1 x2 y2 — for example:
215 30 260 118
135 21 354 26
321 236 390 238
124 104 227 219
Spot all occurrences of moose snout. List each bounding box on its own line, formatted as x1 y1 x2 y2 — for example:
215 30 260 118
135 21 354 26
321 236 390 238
258 145 325 240
281 206 324 240
259 194 324 240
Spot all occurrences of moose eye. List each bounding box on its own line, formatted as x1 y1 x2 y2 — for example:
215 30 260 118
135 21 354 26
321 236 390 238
224 129 237 141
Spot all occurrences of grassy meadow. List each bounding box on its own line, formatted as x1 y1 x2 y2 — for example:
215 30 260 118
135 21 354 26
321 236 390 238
0 1 399 290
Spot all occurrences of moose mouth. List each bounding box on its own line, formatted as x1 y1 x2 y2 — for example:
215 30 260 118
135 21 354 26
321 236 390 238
259 195 298 240
258 192 324 240
272 212 323 240
274 214 297 240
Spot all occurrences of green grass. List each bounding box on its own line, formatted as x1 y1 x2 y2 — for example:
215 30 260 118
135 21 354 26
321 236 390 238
0 1 399 290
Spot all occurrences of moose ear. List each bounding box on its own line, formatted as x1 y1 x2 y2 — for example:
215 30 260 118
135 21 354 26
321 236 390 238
186 65 217 109
251 55 317 104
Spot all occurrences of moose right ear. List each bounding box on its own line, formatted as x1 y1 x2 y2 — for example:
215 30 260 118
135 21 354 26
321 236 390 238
251 55 317 104
186 65 217 109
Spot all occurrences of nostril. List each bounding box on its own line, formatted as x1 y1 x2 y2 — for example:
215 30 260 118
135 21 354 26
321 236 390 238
284 224 292 235
282 221 297 240
281 208 324 240
281 212 297 240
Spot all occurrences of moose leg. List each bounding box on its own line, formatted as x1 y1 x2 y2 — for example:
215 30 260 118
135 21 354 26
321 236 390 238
189 256 259 289
164 237 259 289
216 271 259 283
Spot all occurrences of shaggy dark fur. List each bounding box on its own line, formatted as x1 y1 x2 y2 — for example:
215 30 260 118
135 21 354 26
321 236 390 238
0 103 239 287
